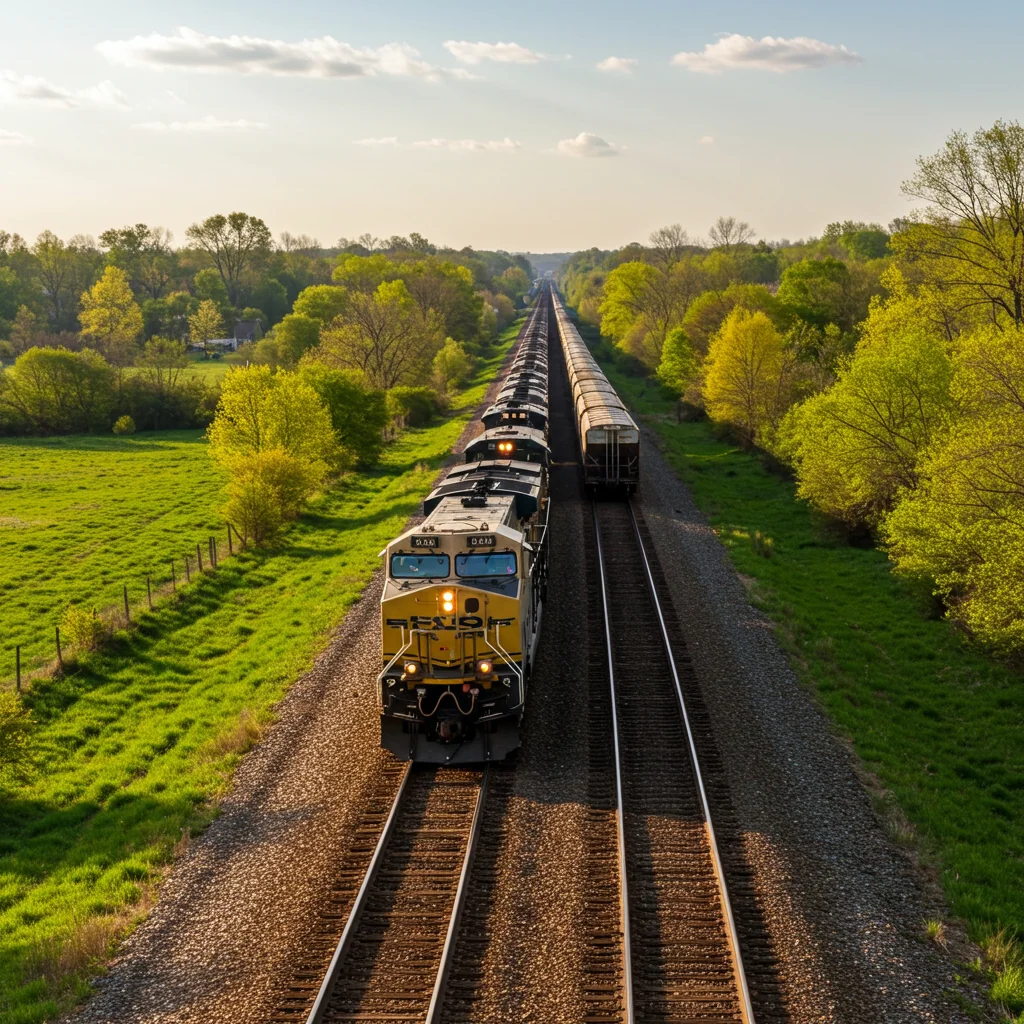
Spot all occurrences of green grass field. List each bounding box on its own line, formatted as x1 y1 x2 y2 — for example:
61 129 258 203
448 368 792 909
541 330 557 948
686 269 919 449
0 324 521 1023
589 332 1024 1012
0 433 227 679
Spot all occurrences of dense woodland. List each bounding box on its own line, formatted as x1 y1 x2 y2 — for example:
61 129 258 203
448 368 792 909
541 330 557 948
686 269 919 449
561 119 1024 654
0 220 532 437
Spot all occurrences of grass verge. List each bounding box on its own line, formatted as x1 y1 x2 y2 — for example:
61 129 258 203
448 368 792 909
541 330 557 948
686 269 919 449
587 330 1024 1018
0 323 521 1023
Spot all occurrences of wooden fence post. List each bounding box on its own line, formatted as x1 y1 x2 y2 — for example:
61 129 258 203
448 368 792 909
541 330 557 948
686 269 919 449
123 584 130 624
185 555 191 584
56 626 63 670
171 560 176 592
196 543 203 573
15 645 20 692
227 524 233 555
147 574 153 609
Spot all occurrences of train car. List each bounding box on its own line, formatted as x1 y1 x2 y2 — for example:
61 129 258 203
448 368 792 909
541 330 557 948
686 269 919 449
465 425 550 466
376 294 552 762
552 290 640 492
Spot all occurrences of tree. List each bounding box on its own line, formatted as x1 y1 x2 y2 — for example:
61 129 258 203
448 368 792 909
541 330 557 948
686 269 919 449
207 366 337 542
32 230 74 329
779 294 954 527
292 284 347 325
300 364 388 468
703 308 797 445
314 279 443 389
432 338 473 394
185 212 273 306
332 253 401 293
777 257 851 330
656 327 700 397
884 325 1024 649
404 260 482 342
709 216 754 252
893 119 1024 326
9 306 38 353
78 266 143 364
273 313 320 367
252 278 288 326
279 232 320 254
188 299 224 352
681 284 778 354
496 266 530 304
0 347 114 433
648 224 691 269
100 223 175 299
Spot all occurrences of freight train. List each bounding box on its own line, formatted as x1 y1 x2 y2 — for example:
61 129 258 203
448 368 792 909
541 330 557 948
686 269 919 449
377 293 553 763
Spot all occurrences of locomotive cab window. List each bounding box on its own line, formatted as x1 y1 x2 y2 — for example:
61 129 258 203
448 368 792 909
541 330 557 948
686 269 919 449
455 552 518 578
390 554 450 579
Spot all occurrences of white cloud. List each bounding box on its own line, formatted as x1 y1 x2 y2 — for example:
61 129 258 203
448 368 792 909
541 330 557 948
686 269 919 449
443 40 543 65
99 27 449 80
0 70 129 109
411 137 520 152
557 132 621 158
354 136 399 146
0 128 30 145
133 115 268 132
699 135 715 145
597 56 637 74
671 33 862 73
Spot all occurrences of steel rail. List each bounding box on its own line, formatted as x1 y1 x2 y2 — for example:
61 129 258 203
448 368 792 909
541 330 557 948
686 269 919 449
303 764 488 1024
626 501 756 1024
591 504 637 1024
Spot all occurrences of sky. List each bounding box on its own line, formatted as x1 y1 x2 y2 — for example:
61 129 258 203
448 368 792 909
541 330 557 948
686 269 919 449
1 0 1023 253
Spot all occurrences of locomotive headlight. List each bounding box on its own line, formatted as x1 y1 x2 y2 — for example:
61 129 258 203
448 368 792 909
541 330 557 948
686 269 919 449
443 601 454 612
442 590 454 602
441 590 455 613
476 659 493 676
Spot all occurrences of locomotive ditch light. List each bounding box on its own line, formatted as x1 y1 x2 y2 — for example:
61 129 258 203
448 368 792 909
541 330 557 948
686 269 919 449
404 661 420 676
476 659 493 676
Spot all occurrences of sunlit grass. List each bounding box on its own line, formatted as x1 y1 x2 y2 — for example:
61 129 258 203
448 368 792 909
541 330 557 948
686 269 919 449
0 323 521 1022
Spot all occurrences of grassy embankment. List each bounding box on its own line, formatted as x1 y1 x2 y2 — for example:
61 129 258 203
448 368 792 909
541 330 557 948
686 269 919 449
0 321 521 1024
587 330 1024 1016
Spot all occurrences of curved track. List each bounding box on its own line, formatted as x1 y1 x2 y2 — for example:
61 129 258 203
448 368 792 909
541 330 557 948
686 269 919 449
591 499 756 1024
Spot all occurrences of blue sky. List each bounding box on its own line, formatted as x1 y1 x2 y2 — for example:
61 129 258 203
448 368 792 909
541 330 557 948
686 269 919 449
1 0 1022 251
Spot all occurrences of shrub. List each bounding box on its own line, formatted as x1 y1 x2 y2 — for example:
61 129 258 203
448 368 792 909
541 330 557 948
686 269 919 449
0 690 34 785
223 449 318 545
656 327 700 398
387 386 440 429
299 364 387 468
432 338 474 394
60 605 107 652
112 414 136 436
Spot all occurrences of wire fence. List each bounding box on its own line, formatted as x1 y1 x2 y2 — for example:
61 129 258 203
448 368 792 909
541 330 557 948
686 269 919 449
4 523 247 694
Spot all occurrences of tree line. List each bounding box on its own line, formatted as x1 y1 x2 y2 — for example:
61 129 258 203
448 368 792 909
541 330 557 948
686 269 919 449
562 118 1024 653
0 221 532 436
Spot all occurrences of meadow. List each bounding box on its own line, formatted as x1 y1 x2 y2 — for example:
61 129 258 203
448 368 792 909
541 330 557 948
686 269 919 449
591 333 1024 1012
0 323 521 1023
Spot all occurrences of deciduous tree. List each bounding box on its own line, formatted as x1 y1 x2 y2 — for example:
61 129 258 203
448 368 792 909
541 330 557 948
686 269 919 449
185 212 273 306
79 266 143 364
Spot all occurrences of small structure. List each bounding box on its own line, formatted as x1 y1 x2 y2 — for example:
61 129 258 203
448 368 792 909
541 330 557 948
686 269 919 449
206 337 238 353
234 320 264 344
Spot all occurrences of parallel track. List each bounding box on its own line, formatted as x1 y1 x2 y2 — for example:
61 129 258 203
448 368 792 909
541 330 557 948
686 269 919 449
592 499 756 1024
274 765 488 1024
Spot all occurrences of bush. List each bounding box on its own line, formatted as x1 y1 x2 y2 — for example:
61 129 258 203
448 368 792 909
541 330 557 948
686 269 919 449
386 386 440 429
223 449 316 545
432 338 474 394
299 364 388 468
112 415 136 436
656 327 700 398
60 605 107 652
0 691 34 785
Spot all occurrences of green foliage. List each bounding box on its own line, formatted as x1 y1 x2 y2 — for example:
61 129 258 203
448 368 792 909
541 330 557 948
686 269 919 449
251 277 288 327
185 212 273 307
386 385 439 428
112 415 135 436
780 294 954 528
299 364 388 468
703 308 797 445
655 327 700 397
188 299 224 348
192 267 230 310
432 338 473 394
78 267 143 365
681 283 778 354
0 691 34 786
777 256 851 330
271 313 320 368
885 325 1024 649
58 605 106 653
292 284 346 325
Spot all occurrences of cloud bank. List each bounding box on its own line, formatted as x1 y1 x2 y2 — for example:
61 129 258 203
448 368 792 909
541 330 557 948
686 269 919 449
443 41 543 65
134 115 268 132
356 136 520 152
672 33 862 73
596 56 637 73
557 132 621 158
99 27 452 80
0 70 129 109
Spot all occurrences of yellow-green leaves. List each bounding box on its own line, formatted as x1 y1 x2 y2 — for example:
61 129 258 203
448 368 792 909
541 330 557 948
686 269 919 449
78 266 143 364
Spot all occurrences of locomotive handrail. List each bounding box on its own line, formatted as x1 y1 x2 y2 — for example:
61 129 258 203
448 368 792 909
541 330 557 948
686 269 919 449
487 622 524 707
376 626 412 702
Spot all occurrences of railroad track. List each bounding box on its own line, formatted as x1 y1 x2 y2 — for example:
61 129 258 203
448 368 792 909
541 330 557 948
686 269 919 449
274 764 487 1024
589 498 756 1024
